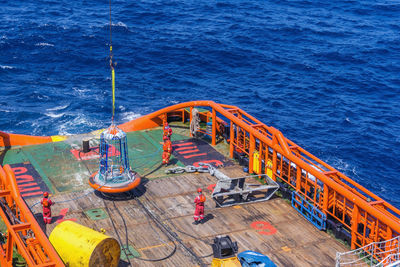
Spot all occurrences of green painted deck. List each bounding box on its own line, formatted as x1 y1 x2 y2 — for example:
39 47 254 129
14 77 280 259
1 123 195 193
0 122 354 267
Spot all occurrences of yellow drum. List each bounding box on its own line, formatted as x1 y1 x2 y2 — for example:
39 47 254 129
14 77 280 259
49 221 120 267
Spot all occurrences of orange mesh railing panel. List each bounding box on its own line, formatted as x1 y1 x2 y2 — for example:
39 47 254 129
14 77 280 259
1 100 399 263
0 165 64 266
120 100 400 260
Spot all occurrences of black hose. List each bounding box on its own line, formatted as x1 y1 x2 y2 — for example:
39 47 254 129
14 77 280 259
102 197 133 267
134 197 206 265
102 191 178 263
133 184 210 266
78 149 206 264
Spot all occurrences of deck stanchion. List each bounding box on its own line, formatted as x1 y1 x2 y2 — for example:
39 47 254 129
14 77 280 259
271 134 279 182
323 184 329 211
249 134 255 173
386 227 393 257
296 166 301 192
212 108 216 146
189 107 193 137
351 206 359 250
264 146 268 176
229 121 234 158
6 232 12 263
259 142 263 175
272 152 277 181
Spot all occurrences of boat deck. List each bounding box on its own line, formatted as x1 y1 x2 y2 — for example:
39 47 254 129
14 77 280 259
0 123 350 266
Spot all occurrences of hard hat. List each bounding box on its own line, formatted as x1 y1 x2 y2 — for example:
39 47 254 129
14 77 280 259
43 192 49 197
197 188 202 193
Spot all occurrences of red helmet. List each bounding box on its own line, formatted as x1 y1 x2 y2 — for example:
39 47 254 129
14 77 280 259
163 135 169 140
197 188 202 193
43 192 49 197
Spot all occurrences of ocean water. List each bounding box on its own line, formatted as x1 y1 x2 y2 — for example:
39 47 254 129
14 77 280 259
1 0 400 207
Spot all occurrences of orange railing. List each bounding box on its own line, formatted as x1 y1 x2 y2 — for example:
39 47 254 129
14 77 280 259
121 100 400 260
0 165 64 266
1 100 400 263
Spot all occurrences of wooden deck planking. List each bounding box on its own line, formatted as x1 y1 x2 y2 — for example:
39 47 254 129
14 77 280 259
136 168 348 266
144 173 216 198
25 165 351 266
133 244 198 267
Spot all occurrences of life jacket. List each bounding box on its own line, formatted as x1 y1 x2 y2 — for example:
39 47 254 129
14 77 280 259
163 140 172 152
163 125 172 136
42 198 49 207
196 194 206 204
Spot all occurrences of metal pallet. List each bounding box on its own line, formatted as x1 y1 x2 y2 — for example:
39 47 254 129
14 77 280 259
205 163 279 207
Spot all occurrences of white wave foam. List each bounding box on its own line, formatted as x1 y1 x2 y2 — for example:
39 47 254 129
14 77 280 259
45 112 64 118
72 87 90 96
57 114 102 135
122 111 141 122
35 42 54 47
0 65 14 69
31 120 41 136
113 21 128 28
46 104 69 111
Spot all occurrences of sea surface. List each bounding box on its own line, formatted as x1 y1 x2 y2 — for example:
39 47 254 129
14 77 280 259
1 0 400 207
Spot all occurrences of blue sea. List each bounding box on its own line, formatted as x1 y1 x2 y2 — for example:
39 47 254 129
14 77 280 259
1 0 400 207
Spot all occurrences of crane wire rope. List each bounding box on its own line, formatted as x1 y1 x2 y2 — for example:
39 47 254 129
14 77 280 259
25 0 208 259
109 0 115 123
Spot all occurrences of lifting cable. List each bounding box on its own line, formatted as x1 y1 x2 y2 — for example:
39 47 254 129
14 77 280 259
20 0 205 263
109 0 116 123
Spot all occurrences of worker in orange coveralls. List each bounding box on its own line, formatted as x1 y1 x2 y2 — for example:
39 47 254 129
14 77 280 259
193 188 206 225
162 135 172 166
41 192 53 224
163 122 173 139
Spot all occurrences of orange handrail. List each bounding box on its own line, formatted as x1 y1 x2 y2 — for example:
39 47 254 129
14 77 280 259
0 165 64 266
0 131 52 147
120 100 400 251
284 137 400 217
1 100 399 259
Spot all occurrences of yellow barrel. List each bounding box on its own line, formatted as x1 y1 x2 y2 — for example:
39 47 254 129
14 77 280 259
49 221 120 267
